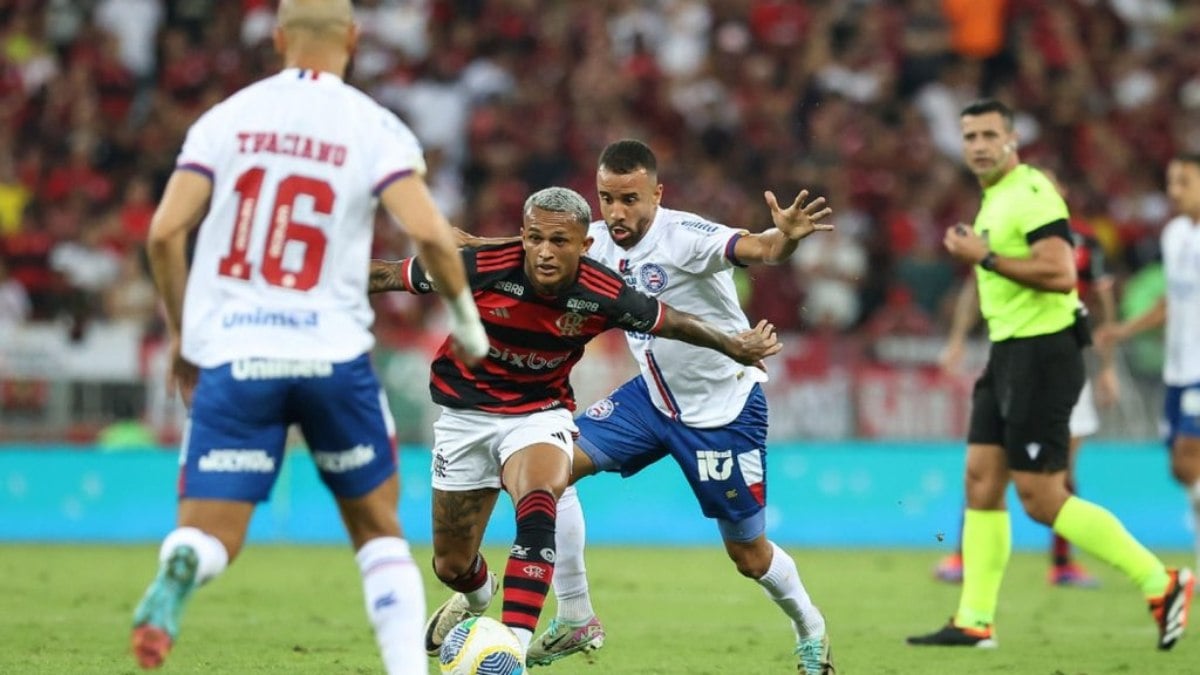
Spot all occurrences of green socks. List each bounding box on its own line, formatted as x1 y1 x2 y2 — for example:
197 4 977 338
955 509 1011 628
1052 496 1169 598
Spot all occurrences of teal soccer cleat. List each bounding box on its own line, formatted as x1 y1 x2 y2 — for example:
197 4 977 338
130 546 199 669
796 634 836 674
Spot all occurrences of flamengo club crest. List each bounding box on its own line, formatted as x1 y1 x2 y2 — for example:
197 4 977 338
555 311 586 336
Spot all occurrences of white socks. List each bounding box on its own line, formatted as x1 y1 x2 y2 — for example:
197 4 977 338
356 537 426 675
756 541 826 640
552 486 595 623
1191 481 1200 572
159 527 228 586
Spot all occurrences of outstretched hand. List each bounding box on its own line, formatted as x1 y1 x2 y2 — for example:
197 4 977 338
730 319 783 366
764 189 834 241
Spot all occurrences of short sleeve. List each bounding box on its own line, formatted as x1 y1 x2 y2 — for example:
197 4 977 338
1015 172 1070 237
175 108 222 181
677 218 747 274
370 108 428 196
607 283 664 333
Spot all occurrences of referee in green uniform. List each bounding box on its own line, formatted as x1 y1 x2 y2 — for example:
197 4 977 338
908 99 1193 650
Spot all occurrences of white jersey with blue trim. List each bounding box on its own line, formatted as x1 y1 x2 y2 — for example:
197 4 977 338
1161 214 1200 385
176 67 426 367
586 206 767 428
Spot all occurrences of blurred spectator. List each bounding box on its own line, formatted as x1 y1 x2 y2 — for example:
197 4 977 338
94 0 165 80
0 153 29 236
103 248 156 333
49 221 121 339
96 398 157 451
0 0 1197 348
0 256 30 329
792 226 868 332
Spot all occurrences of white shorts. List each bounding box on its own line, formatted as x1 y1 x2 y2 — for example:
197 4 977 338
1069 379 1099 438
430 407 577 491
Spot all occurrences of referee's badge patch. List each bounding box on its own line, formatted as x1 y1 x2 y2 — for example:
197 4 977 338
585 398 615 420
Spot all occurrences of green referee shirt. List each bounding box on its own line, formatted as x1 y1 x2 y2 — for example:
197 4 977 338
973 164 1079 341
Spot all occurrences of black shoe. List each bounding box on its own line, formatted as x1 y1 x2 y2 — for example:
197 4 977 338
907 619 997 648
1151 568 1194 651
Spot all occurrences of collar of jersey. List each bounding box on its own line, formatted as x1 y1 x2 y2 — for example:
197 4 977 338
983 163 1028 196
280 67 344 84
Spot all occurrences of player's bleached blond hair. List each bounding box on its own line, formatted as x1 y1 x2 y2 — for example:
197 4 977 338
524 187 593 229
277 0 353 35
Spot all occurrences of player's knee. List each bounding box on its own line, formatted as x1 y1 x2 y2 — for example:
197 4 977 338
432 552 478 584
1014 488 1059 525
725 540 771 578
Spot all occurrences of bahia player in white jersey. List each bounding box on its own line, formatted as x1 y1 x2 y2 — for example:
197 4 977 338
1102 153 1200 576
528 139 838 674
130 2 486 673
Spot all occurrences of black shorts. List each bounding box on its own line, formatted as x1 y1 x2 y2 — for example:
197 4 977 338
967 327 1085 473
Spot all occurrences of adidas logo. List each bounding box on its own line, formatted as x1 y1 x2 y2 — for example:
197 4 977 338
1025 443 1041 460
490 307 510 319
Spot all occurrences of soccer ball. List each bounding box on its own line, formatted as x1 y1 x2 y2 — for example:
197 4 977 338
438 616 526 675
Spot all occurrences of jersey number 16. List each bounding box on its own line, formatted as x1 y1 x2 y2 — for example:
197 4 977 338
217 166 331 291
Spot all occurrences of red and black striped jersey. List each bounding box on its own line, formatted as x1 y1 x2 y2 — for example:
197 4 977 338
1070 220 1109 297
396 241 666 414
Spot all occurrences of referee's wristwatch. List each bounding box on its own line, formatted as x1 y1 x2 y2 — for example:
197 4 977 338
978 251 998 272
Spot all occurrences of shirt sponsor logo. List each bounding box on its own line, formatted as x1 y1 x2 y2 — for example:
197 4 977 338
567 298 599 312
488 346 568 370
231 359 334 380
555 311 586 336
494 280 525 296
312 444 376 473
197 449 276 473
585 398 615 420
222 308 319 329
638 263 669 293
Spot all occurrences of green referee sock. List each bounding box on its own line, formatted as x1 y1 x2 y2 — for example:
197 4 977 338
955 509 1010 629
1052 496 1170 597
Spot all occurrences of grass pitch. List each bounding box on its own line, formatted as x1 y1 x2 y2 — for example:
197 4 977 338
0 544 1193 674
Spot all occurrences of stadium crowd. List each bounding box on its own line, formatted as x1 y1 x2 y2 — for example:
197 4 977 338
1 0 1198 343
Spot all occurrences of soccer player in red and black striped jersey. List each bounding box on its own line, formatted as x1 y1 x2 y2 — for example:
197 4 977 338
369 186 781 658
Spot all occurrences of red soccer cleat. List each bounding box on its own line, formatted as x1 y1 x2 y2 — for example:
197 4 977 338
131 624 173 669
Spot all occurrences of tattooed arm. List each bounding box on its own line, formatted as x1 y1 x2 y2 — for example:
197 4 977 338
453 227 520 248
368 259 406 294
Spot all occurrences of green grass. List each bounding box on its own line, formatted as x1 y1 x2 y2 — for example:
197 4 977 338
0 544 1193 674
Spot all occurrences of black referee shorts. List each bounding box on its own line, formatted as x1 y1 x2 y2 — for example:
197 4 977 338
967 327 1085 473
